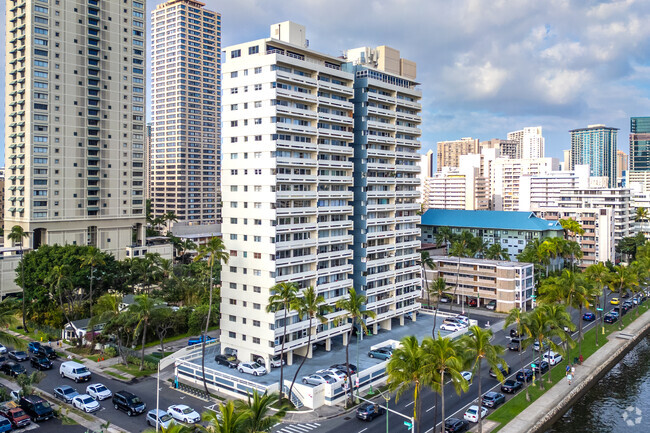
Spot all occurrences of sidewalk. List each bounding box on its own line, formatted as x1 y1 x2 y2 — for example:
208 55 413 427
500 307 650 433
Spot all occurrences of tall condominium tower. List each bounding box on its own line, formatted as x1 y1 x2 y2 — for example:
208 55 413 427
4 0 147 257
507 127 544 159
150 0 221 225
570 124 618 187
220 22 421 368
480 138 519 159
630 117 650 172
436 137 479 171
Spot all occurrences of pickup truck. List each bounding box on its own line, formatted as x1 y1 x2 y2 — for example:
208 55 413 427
0 403 30 429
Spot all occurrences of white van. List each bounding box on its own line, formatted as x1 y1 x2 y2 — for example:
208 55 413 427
59 361 92 383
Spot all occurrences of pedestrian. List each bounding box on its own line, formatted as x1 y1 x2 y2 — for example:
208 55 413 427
567 373 573 385
571 365 576 376
566 364 571 376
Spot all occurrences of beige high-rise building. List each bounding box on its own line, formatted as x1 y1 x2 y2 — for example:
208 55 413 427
508 127 544 159
150 0 221 225
480 138 519 159
436 137 479 171
4 0 147 257
617 150 628 179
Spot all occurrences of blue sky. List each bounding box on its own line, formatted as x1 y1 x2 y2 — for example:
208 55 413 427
3 0 650 163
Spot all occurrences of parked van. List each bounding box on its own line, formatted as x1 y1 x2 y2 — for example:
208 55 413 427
59 361 92 383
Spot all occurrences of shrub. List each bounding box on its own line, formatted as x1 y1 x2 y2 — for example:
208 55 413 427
103 346 117 358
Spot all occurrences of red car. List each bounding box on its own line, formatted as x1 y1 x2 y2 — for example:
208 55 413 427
0 406 31 429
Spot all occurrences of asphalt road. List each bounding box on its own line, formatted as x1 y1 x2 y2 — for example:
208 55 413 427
275 291 624 433
0 351 208 433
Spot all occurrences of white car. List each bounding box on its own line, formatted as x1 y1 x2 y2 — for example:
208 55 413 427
461 371 473 382
86 383 112 400
316 368 346 381
440 323 465 332
269 355 285 368
72 394 101 413
542 351 563 366
0 344 6 355
463 405 487 423
167 404 201 424
302 374 336 386
9 390 20 402
455 315 470 325
238 362 267 376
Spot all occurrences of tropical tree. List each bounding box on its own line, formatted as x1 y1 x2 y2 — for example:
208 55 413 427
419 251 435 309
448 231 474 312
266 282 299 403
470 237 489 259
234 390 288 433
0 298 25 349
559 271 593 357
485 243 510 261
335 288 377 405
45 265 75 340
8 225 29 331
428 277 448 336
504 308 532 401
201 400 247 433
541 304 575 379
424 336 468 433
527 304 573 387
129 294 160 370
560 217 585 244
80 247 106 347
460 326 507 433
434 226 455 251
91 293 124 361
585 263 610 341
15 371 45 398
164 210 178 233
608 265 639 329
288 287 332 401
194 236 229 397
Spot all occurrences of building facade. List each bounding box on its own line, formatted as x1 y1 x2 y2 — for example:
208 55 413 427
480 138 519 159
491 157 559 211
150 0 221 225
422 167 489 211
617 150 628 180
630 116 650 173
4 0 147 258
507 127 544 159
436 138 479 171
219 22 421 368
518 165 591 211
570 124 618 187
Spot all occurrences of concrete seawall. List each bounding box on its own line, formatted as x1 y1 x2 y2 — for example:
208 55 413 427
500 307 650 433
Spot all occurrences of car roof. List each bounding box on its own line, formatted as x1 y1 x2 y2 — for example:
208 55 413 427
58 385 75 390
148 409 168 415
171 404 189 410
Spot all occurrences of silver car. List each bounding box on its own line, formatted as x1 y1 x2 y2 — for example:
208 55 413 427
302 374 336 386
238 362 267 376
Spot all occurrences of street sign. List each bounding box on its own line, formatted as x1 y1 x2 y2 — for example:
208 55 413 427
596 308 604 311
404 421 413 431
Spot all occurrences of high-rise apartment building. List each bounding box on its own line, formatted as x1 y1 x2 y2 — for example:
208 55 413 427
436 138 479 171
4 0 147 257
220 22 421 367
518 165 592 211
507 127 544 159
418 149 434 205
570 124 618 187
630 117 650 172
491 157 559 211
617 150 628 179
480 138 519 159
422 167 489 211
150 0 220 225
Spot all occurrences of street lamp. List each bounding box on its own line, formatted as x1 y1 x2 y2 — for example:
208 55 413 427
356 327 360 403
374 388 391 433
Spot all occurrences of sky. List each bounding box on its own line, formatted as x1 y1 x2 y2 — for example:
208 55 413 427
3 0 650 164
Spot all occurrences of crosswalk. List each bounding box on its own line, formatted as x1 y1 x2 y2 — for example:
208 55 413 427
274 422 321 433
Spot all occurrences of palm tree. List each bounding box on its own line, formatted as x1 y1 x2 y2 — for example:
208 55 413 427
201 401 247 433
428 277 448 336
287 287 331 401
145 423 197 433
80 247 106 347
194 236 229 397
504 308 532 401
0 297 25 349
559 218 584 270
434 226 454 252
485 243 510 261
470 237 489 259
91 293 124 360
560 271 592 357
266 282 299 403
234 390 287 433
129 294 159 370
164 210 179 233
423 336 468 433
46 265 74 338
419 251 435 309
8 225 29 332
630 260 647 317
460 326 507 433
608 265 639 329
542 304 574 378
585 263 610 341
448 231 474 312
335 288 377 405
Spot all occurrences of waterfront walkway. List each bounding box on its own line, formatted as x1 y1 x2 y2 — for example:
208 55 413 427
501 307 650 433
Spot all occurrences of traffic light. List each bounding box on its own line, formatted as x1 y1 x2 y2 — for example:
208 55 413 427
404 421 413 431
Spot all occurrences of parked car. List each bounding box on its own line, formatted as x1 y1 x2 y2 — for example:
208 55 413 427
269 355 285 368
238 362 267 376
443 317 465 326
509 329 520 338
8 351 28 362
167 404 201 424
146 409 174 430
489 363 510 378
214 354 239 368
368 347 392 360
316 368 347 381
27 342 41 354
440 323 465 332
86 383 112 400
542 351 563 366
444 417 469 432
482 391 506 408
516 369 534 382
508 339 522 351
331 363 358 374
461 371 473 382
582 312 596 321
54 385 79 403
0 405 30 429
30 355 53 370
72 394 101 413
302 374 335 386
604 313 617 324
501 379 523 393
0 361 26 377
356 403 386 421
531 360 550 375
19 395 54 422
60 361 92 383
533 341 549 352
0 416 11 433
485 300 497 310
463 405 487 423
223 347 238 357
610 298 620 305
439 294 453 304
112 390 146 416
37 345 57 359
0 345 6 355
187 335 216 346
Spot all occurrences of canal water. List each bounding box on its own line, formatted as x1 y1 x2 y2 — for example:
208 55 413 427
547 334 650 432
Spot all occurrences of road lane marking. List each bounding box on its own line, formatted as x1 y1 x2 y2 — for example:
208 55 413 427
357 429 368 433
405 401 414 407
426 405 436 412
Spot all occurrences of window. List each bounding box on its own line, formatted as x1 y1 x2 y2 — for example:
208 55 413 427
229 332 236 339
254 253 261 259
253 303 261 310
248 45 259 55
230 71 238 78
252 337 260 344
254 67 262 74
229 299 237 305
231 49 241 58
254 84 262 91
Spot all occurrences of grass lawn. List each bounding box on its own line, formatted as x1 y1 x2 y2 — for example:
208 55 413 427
137 325 220 350
114 362 157 378
10 326 58 343
487 302 650 432
105 371 130 381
